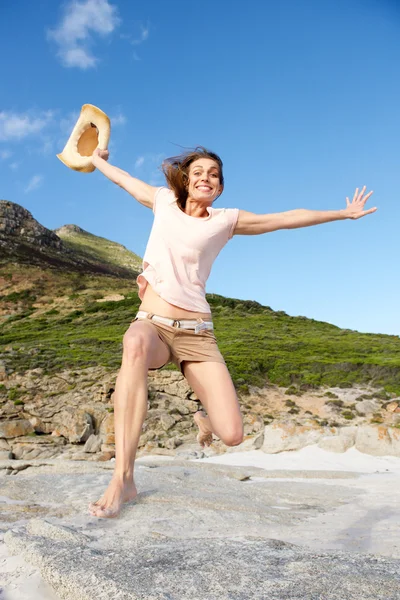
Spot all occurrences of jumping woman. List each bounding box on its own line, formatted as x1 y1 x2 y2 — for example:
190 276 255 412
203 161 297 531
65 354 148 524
88 146 376 518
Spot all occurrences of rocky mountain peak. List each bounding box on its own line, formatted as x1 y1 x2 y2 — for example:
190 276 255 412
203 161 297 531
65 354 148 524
0 200 62 251
54 224 87 236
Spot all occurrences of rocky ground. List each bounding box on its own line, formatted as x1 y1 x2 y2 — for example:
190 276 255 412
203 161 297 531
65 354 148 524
1 454 400 599
1 365 400 462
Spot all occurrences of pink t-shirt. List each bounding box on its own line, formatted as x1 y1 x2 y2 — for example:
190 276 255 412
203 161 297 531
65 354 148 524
137 187 239 312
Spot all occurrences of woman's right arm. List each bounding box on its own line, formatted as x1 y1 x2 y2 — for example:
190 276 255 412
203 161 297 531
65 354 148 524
92 149 157 209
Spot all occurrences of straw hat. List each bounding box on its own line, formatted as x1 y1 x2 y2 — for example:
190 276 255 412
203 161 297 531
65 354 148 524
57 104 111 173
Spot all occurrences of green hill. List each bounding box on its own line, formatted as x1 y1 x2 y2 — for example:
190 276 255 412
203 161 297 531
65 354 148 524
54 224 142 273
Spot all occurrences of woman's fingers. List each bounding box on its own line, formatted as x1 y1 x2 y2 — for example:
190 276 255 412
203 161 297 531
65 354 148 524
351 186 373 205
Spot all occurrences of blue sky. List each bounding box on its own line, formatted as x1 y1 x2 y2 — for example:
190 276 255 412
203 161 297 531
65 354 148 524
1 0 399 336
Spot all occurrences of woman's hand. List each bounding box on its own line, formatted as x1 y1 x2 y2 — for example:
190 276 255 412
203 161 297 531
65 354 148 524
344 186 377 219
92 148 109 163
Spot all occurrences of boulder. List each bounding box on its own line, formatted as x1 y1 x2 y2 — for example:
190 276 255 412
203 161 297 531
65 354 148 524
262 422 324 454
318 427 357 453
160 414 176 431
0 450 13 459
226 432 265 453
0 419 34 438
83 434 103 453
355 400 380 416
55 409 94 443
0 438 10 450
99 412 115 445
355 425 400 457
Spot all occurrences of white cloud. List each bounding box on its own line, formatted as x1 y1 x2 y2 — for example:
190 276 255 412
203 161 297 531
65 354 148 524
24 175 43 194
131 24 149 45
110 112 126 126
48 0 120 69
134 156 144 169
0 111 53 141
0 150 12 160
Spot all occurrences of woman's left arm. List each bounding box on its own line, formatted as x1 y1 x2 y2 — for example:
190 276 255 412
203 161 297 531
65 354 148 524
234 186 377 235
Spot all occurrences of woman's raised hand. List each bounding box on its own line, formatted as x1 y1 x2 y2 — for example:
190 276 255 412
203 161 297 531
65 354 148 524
344 186 377 219
92 148 109 162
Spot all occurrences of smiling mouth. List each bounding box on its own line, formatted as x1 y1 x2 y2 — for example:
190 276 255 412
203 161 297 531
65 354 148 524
196 186 212 192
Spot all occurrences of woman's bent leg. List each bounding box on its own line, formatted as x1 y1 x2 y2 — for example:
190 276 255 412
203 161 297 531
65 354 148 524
89 321 170 518
183 361 244 447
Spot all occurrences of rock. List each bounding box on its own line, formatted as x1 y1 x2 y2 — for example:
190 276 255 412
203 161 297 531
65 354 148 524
28 415 53 434
0 359 7 381
169 400 190 415
318 427 357 453
355 425 400 456
0 419 34 438
175 450 205 460
160 414 176 431
0 450 13 459
92 450 115 461
54 409 94 443
164 437 183 450
83 434 102 453
139 430 157 446
99 412 115 445
226 432 265 453
385 401 399 413
355 400 380 416
11 434 66 460
3 462 400 600
262 422 324 454
0 438 10 450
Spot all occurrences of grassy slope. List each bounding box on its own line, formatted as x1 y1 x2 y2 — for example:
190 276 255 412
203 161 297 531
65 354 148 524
1 265 400 394
56 226 142 273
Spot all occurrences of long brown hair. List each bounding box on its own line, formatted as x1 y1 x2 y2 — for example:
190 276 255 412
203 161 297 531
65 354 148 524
161 146 224 209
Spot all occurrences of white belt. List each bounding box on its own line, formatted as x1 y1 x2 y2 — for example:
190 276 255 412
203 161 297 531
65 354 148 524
135 311 213 334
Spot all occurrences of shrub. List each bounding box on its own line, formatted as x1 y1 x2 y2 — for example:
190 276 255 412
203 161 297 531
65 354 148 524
285 386 302 396
285 400 297 407
328 399 344 407
8 388 20 401
342 411 355 420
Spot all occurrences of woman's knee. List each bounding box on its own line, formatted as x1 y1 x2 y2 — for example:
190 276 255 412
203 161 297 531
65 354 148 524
122 329 152 361
220 426 244 447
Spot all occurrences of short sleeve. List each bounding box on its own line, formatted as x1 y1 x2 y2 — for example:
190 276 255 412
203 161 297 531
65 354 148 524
153 187 175 214
225 208 240 239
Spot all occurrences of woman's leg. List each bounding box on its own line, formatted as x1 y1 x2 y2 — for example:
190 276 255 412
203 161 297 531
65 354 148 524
89 321 170 518
183 361 244 447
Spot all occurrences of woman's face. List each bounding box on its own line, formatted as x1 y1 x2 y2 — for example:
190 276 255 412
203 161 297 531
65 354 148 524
187 158 223 203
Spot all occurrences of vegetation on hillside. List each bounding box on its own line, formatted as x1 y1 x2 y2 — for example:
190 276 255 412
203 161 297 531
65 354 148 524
55 225 142 273
1 265 400 394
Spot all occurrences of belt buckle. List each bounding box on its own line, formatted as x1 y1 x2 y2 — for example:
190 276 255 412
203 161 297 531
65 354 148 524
195 322 207 334
172 319 180 329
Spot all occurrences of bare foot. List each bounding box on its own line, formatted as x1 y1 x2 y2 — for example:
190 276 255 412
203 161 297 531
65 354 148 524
88 476 137 519
194 410 213 448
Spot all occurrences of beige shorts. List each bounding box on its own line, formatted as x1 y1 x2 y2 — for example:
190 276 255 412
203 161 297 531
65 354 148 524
132 316 225 372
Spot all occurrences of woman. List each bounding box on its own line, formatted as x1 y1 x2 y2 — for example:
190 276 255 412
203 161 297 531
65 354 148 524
88 146 376 518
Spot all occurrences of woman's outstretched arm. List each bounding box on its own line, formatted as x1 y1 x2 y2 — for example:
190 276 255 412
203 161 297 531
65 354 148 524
234 186 377 235
91 149 157 209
